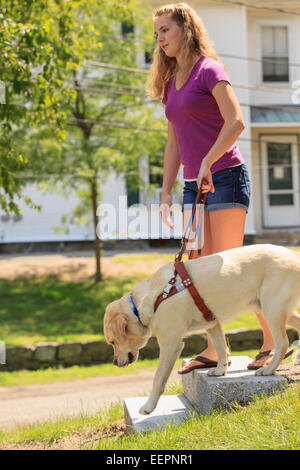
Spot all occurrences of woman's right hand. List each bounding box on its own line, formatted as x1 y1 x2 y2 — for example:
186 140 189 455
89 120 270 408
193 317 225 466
160 193 174 229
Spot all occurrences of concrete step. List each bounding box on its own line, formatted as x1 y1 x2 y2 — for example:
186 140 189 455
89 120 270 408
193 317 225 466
182 355 287 415
124 394 195 433
124 356 288 433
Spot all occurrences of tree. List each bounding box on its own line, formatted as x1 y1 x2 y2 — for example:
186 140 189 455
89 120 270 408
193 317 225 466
4 0 167 281
0 0 138 214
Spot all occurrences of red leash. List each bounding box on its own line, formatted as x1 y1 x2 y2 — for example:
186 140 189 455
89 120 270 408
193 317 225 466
154 188 215 322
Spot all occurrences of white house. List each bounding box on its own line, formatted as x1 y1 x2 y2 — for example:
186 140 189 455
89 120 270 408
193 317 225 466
1 0 300 245
146 0 300 239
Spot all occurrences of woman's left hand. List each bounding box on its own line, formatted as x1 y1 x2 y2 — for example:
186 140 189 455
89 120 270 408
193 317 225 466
197 159 215 194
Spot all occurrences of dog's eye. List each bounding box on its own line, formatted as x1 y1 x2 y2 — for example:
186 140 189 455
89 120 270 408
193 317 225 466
110 341 114 345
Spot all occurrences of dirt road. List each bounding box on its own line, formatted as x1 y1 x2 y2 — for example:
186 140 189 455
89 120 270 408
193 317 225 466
0 249 176 281
0 369 181 430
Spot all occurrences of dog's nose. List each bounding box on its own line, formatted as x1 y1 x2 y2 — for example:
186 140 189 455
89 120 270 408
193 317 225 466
113 359 118 366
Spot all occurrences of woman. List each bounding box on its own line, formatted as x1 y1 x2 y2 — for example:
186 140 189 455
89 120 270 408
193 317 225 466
145 2 288 373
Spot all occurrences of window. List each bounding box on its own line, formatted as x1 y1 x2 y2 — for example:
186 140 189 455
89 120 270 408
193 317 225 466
149 153 163 187
121 20 134 37
267 142 294 206
261 26 289 82
144 50 152 65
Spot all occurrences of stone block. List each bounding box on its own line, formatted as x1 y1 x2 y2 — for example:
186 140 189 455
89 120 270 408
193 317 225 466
34 342 58 362
182 334 207 356
5 345 35 369
182 356 287 415
124 395 196 433
139 336 159 360
57 342 82 361
81 341 113 363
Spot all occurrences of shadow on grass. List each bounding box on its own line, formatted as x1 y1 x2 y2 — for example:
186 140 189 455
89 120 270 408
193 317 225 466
0 273 145 344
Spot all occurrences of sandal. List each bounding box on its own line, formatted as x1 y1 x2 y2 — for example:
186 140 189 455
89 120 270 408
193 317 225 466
247 348 294 370
178 355 231 375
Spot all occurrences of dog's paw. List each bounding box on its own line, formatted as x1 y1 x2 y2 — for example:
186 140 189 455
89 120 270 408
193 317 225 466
254 366 275 376
139 401 155 415
207 367 226 377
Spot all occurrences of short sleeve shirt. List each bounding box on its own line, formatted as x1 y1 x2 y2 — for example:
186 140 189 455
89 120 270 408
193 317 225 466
162 56 244 179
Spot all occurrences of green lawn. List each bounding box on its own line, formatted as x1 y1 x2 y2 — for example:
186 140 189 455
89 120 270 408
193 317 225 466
95 383 300 450
0 349 279 387
0 274 260 347
1 249 299 346
0 357 180 387
0 273 145 345
0 251 299 450
0 369 299 450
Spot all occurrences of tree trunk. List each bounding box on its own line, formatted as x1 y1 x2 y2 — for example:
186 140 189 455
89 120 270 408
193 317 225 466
91 175 102 282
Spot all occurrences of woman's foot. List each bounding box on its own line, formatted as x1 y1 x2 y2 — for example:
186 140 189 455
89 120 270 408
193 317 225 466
178 353 232 375
178 355 218 374
247 350 274 370
247 348 294 370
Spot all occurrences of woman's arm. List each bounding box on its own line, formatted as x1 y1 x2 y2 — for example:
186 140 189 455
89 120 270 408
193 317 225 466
204 80 245 168
160 120 181 228
197 81 245 191
161 120 181 197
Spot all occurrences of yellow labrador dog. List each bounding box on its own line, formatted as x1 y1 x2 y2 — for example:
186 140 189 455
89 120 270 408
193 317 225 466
104 244 300 415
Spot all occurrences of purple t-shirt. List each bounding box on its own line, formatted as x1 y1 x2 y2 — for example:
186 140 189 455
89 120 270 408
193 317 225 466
162 56 244 179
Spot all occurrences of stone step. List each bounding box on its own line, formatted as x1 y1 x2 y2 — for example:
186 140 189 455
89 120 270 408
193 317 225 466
124 394 195 433
182 355 287 415
124 356 288 433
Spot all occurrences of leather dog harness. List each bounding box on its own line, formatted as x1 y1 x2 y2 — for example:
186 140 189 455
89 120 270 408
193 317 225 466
130 188 215 324
154 188 215 322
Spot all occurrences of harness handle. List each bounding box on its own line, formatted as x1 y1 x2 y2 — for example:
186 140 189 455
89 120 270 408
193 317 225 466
175 187 207 264
154 186 214 320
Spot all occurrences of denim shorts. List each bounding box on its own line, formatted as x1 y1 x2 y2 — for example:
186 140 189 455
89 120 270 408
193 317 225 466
182 163 251 213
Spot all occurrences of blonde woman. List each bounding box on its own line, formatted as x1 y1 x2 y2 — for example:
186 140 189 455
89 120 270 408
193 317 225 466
146 2 293 373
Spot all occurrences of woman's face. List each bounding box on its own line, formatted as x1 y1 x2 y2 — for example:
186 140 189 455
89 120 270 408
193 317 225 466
154 15 184 58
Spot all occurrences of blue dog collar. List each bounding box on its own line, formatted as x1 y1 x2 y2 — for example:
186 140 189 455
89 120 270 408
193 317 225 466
129 293 144 326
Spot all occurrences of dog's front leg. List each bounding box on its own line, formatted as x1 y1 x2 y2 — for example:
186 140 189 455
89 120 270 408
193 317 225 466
139 340 184 415
206 321 229 377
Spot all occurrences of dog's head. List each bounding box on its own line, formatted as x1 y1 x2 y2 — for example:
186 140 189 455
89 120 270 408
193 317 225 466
104 296 151 368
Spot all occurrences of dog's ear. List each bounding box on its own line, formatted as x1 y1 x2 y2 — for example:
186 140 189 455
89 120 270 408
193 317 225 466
111 313 128 340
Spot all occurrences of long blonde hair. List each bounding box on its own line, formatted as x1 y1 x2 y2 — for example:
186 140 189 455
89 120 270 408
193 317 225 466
145 2 229 100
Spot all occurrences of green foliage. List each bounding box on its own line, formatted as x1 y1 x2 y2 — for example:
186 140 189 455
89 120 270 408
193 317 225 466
0 0 164 218
0 273 144 345
0 0 168 281
0 0 96 212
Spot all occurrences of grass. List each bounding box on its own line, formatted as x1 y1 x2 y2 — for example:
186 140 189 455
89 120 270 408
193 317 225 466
0 250 299 449
0 349 296 388
94 383 300 450
0 366 299 450
0 357 180 387
0 248 298 346
112 253 174 264
0 273 145 345
0 399 125 449
0 267 260 347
